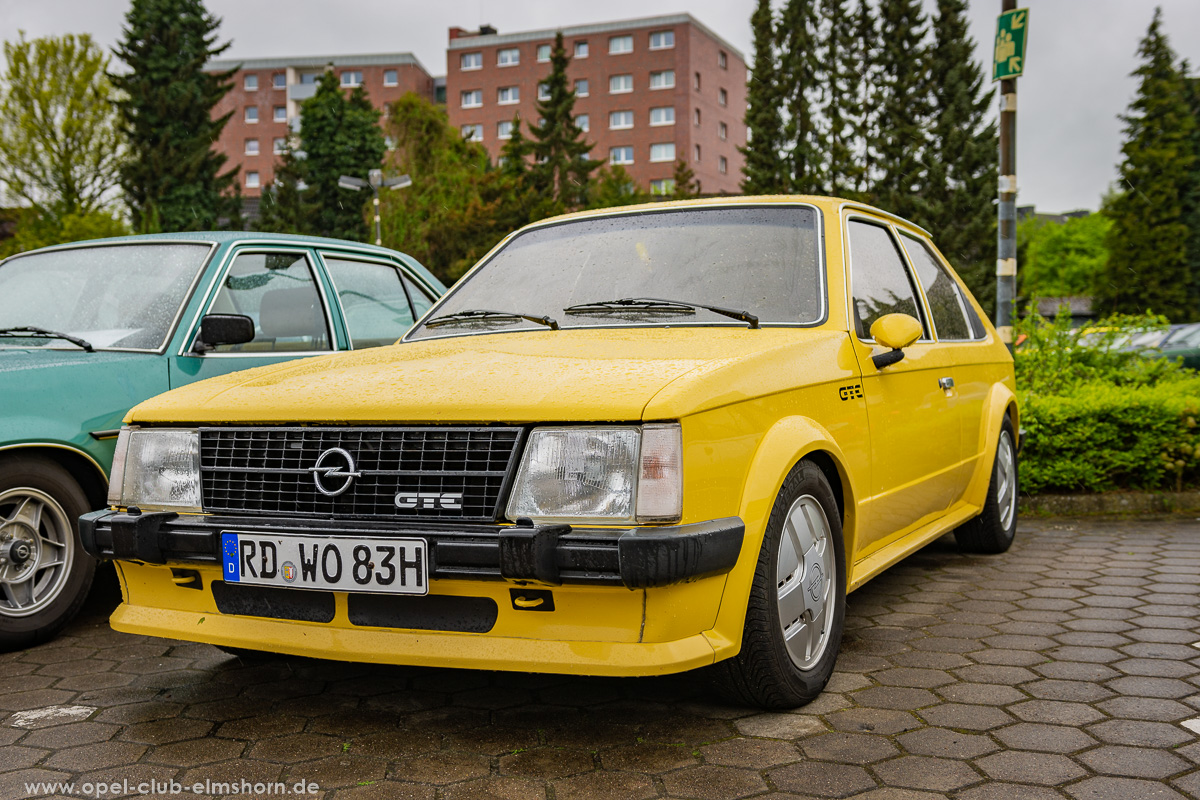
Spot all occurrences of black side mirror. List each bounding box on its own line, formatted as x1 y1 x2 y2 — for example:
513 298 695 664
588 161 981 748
192 314 255 354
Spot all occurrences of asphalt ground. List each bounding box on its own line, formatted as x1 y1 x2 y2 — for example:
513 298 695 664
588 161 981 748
2 515 1199 800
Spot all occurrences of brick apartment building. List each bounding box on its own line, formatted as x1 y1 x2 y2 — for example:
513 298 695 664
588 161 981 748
206 53 434 200
446 14 747 195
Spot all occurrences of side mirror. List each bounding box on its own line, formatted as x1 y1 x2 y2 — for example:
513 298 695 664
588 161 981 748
192 314 255 354
869 313 923 369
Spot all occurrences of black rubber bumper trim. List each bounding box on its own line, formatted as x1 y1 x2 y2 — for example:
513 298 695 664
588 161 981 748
78 510 745 589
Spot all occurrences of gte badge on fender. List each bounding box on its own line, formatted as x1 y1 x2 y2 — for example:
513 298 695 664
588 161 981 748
395 492 463 510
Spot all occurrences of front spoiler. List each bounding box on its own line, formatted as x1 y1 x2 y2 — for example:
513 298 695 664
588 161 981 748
80 510 745 590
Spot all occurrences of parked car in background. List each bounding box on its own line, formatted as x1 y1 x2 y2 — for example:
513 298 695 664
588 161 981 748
82 198 1018 709
1153 322 1200 369
0 232 444 649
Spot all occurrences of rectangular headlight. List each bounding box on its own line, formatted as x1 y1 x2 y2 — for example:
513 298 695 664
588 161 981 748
109 427 201 512
506 424 682 525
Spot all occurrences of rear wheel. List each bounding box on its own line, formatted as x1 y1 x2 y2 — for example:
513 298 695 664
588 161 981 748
0 456 96 650
712 460 846 709
955 419 1018 554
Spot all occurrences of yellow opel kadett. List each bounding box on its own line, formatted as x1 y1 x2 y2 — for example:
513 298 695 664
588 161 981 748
81 197 1018 708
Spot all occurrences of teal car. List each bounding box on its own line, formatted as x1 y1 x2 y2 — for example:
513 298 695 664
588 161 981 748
0 232 444 648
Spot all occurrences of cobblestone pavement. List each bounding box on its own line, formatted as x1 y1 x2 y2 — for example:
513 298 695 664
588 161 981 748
3 516 1200 800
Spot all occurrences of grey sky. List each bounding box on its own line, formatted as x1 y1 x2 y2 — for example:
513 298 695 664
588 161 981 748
4 0 1199 214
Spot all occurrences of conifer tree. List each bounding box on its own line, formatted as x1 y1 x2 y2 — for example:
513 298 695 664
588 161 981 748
924 0 998 313
671 159 700 200
821 0 860 197
849 0 879 199
740 0 787 194
871 0 930 222
112 0 240 231
777 0 824 194
528 32 599 210
498 115 529 177
1098 9 1196 320
1182 73 1200 317
254 145 312 234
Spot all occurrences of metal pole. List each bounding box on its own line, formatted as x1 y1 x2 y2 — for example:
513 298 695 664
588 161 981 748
996 0 1017 347
373 189 382 247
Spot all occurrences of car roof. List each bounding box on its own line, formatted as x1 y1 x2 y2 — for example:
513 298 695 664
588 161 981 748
23 230 407 256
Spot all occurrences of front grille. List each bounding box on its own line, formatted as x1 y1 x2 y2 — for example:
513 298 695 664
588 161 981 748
200 426 523 522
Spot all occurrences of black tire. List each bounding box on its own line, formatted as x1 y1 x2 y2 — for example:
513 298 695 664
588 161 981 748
0 455 97 650
214 645 275 661
711 460 847 709
955 418 1019 554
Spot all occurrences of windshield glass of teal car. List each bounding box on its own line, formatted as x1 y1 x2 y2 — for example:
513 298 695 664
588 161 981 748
0 244 211 350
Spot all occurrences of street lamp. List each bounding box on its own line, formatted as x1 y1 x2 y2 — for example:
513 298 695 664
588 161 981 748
338 169 412 246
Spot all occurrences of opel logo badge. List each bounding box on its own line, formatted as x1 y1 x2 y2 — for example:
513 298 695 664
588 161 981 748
309 447 361 496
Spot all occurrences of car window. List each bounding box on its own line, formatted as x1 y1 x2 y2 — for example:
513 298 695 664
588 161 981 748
899 234 976 341
848 220 925 340
402 273 437 320
205 251 330 353
324 257 416 349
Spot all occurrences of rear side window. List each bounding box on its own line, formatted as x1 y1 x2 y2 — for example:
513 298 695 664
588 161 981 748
848 220 925 340
899 234 978 341
324 257 416 349
206 252 330 353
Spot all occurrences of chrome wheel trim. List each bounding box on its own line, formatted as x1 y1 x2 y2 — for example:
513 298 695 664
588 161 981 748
0 488 75 618
775 494 836 670
996 430 1017 531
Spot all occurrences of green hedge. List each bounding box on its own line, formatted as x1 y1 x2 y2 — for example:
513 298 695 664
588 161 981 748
1019 380 1200 494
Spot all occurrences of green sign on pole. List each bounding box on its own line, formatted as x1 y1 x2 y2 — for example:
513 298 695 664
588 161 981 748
993 8 1029 81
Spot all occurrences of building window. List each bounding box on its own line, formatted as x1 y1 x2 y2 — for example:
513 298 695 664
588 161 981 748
245 138 259 155
244 106 258 123
498 86 519 105
718 122 728 140
538 83 551 101
650 70 675 90
609 110 634 130
719 88 728 107
575 114 589 132
574 41 589 58
246 171 260 189
649 30 674 50
273 137 287 155
244 74 258 91
609 74 633 94
498 48 520 66
461 124 483 142
718 50 728 69
694 144 701 161
537 44 551 62
649 106 675 126
650 178 675 195
273 106 286 123
694 108 701 126
461 89 482 108
650 143 675 162
719 156 728 174
498 120 513 139
610 146 634 165
341 71 362 87
272 73 285 89
574 79 589 97
461 52 482 70
383 69 398 86
299 71 320 85
609 35 633 55
694 72 701 91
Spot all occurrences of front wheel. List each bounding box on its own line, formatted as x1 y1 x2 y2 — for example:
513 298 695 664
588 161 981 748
0 456 96 651
712 460 846 709
955 419 1018 554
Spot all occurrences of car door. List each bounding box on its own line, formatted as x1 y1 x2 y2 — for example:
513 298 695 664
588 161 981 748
170 246 336 388
846 217 963 556
319 252 438 349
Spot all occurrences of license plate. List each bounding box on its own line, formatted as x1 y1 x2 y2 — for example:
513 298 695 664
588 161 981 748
221 532 428 595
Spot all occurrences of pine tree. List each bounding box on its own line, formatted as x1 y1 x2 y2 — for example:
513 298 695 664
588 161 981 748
777 0 824 194
821 0 860 197
528 32 600 210
671 160 700 199
112 0 240 231
924 0 998 314
849 0 879 199
740 0 787 194
1182 73 1200 318
1098 9 1196 320
254 145 312 234
871 0 931 222
499 115 529 177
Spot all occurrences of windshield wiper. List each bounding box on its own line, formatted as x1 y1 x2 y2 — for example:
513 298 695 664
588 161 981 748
0 326 95 351
424 309 560 330
564 297 760 329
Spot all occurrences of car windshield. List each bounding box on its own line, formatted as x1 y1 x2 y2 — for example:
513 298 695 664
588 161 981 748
0 243 211 350
408 206 823 340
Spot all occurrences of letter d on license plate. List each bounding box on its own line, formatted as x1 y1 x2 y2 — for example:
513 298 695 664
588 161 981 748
221 532 428 595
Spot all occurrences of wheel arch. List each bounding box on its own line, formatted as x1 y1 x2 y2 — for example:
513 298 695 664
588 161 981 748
0 444 109 512
963 384 1019 510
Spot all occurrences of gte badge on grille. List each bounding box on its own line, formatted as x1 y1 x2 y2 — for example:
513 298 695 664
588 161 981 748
395 492 463 510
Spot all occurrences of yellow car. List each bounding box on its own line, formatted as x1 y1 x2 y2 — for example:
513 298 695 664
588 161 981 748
81 197 1017 709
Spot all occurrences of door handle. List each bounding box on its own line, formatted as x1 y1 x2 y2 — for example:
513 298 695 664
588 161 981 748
938 377 955 390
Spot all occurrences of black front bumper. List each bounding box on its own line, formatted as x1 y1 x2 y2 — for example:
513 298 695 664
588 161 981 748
78 510 745 590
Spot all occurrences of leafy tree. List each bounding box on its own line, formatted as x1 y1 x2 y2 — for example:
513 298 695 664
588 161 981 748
112 0 240 232
1098 9 1196 321
777 0 824 194
588 165 652 209
0 207 129 258
1019 213 1112 299
0 33 124 217
527 33 600 210
1182 74 1200 316
924 0 998 314
740 0 787 194
671 160 700 200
